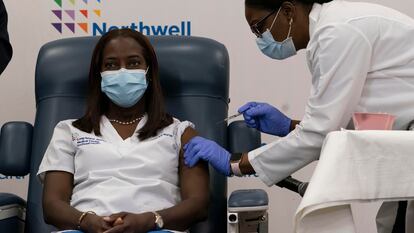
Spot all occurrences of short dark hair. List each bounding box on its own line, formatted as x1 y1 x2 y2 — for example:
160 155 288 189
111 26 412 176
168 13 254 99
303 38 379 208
245 0 332 10
73 29 173 141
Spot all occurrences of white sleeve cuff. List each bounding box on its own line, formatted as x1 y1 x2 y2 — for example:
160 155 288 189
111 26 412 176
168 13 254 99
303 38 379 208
248 142 280 187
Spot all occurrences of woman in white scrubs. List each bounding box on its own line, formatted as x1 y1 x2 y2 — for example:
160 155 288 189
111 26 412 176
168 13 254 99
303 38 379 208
184 0 414 232
37 29 209 233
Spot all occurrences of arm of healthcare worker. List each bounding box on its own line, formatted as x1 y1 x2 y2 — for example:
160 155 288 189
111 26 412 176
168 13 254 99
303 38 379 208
103 127 209 233
185 23 372 185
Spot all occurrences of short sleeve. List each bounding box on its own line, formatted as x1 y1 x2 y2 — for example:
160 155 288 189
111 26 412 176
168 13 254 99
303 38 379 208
173 120 195 151
37 120 76 184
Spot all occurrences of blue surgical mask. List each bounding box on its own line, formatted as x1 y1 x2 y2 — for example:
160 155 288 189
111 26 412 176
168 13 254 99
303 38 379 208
101 68 148 108
256 8 297 60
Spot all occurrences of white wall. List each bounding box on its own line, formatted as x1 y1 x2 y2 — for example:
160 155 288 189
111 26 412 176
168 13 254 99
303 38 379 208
1 0 414 232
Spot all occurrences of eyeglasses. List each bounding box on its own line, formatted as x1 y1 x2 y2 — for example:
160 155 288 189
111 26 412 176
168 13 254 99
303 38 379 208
250 9 278 38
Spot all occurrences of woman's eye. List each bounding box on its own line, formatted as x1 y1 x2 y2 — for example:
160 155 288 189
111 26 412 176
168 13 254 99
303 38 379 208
104 63 117 69
128 61 140 67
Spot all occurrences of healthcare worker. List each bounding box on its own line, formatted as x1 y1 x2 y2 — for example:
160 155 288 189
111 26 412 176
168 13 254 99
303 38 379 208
183 0 414 232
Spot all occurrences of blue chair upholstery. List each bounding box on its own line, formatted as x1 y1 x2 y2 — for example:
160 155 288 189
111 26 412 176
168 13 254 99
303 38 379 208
227 121 261 157
0 36 230 233
227 121 268 208
0 122 31 232
0 193 25 233
0 122 32 176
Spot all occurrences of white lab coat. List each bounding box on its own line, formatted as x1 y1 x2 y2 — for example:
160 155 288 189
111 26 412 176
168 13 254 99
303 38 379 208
38 115 193 233
248 1 414 232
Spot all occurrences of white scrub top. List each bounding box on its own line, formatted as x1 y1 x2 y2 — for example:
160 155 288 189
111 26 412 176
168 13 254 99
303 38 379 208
37 115 193 233
249 1 414 186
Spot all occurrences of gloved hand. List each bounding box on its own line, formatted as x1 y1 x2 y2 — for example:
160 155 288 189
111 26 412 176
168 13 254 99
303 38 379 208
183 136 231 176
238 102 291 137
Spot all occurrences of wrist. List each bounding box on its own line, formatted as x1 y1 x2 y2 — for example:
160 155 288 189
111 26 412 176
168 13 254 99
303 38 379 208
229 153 242 177
149 211 164 230
239 153 255 175
230 157 243 177
289 119 300 132
79 211 96 230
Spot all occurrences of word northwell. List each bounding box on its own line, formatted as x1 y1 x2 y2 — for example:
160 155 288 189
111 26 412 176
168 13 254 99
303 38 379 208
93 21 192 36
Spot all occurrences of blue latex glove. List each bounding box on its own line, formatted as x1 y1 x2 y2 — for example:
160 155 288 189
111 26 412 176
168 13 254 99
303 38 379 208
238 102 291 137
183 136 231 176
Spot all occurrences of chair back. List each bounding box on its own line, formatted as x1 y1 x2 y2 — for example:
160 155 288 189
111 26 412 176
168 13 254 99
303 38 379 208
26 36 229 233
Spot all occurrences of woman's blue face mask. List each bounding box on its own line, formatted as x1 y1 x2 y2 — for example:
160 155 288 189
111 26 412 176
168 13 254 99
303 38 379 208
100 68 149 108
255 7 297 60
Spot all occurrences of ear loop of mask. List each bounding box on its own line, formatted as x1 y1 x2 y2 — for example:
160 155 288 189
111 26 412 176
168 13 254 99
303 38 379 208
287 18 293 38
269 7 293 40
269 7 282 31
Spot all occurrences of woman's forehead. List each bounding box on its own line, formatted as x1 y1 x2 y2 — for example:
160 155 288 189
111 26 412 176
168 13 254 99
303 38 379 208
103 37 145 56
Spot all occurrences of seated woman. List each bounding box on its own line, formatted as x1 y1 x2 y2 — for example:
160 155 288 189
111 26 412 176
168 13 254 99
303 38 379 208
37 29 209 233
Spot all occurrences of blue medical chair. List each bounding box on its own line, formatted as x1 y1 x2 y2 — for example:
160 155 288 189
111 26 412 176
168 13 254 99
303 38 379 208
0 36 267 233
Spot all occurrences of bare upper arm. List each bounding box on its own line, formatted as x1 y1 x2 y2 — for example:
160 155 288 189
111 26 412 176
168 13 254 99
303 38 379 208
178 127 209 201
43 171 74 205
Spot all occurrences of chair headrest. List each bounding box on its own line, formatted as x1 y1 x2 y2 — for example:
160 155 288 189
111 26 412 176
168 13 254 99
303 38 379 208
35 36 229 105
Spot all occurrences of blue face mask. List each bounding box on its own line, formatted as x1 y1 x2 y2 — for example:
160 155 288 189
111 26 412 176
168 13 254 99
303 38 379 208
101 68 148 108
256 8 297 60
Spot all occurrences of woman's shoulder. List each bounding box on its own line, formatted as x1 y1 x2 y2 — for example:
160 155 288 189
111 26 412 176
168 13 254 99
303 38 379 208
159 117 195 136
53 119 78 132
171 117 195 129
171 117 183 125
160 118 195 149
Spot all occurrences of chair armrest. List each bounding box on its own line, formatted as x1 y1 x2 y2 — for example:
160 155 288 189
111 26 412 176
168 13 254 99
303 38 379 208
0 193 26 220
228 190 269 233
0 122 33 176
0 193 26 208
228 189 268 210
227 120 261 160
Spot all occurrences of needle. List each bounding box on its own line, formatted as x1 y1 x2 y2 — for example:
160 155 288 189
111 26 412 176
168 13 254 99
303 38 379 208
216 112 243 124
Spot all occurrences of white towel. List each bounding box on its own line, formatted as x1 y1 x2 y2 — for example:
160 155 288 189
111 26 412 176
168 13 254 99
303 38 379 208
295 130 414 233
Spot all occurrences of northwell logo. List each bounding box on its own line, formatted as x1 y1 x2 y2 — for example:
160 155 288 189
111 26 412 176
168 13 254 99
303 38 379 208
50 0 192 36
51 0 101 34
